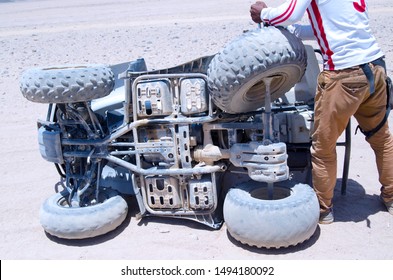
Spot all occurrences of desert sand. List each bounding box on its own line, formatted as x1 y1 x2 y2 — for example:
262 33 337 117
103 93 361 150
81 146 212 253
0 0 393 265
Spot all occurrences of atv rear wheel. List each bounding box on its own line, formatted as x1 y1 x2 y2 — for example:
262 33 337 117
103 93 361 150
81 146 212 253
223 181 319 249
39 188 128 239
207 27 307 113
20 65 114 103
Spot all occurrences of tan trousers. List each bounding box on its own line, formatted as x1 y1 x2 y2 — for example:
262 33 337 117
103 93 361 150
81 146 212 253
311 64 393 213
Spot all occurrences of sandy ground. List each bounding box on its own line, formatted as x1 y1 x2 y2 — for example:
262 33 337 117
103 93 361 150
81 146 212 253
0 0 393 261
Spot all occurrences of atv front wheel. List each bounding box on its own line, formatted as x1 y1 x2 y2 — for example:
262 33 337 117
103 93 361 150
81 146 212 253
39 188 128 239
223 181 319 249
207 27 307 113
20 65 114 103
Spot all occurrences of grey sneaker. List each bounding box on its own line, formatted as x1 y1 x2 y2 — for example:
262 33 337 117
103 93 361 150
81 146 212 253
319 209 334 224
381 197 393 215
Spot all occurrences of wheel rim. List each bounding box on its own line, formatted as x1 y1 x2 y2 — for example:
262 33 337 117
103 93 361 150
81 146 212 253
57 196 71 208
243 73 287 103
250 186 292 201
56 189 113 208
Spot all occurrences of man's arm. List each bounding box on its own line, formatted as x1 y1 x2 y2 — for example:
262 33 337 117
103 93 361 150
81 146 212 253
287 24 315 40
250 0 311 26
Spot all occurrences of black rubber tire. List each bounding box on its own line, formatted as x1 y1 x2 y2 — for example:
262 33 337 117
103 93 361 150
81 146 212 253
223 181 319 249
207 27 307 113
20 65 115 103
39 189 128 239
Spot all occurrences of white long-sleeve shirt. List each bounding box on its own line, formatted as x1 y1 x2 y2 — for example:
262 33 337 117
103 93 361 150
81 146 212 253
260 0 383 70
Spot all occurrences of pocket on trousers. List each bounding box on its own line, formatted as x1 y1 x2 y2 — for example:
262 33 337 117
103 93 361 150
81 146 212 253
317 72 336 91
340 81 369 96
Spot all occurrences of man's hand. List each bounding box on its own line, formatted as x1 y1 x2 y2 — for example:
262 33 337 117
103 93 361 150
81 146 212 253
250 1 268 23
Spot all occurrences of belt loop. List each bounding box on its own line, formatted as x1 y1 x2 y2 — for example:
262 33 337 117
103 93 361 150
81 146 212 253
360 63 375 94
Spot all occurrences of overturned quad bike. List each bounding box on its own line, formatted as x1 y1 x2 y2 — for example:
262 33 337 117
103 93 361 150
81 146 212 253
20 27 334 249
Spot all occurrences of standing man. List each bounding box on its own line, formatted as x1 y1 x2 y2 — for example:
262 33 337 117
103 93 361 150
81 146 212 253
250 0 393 223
